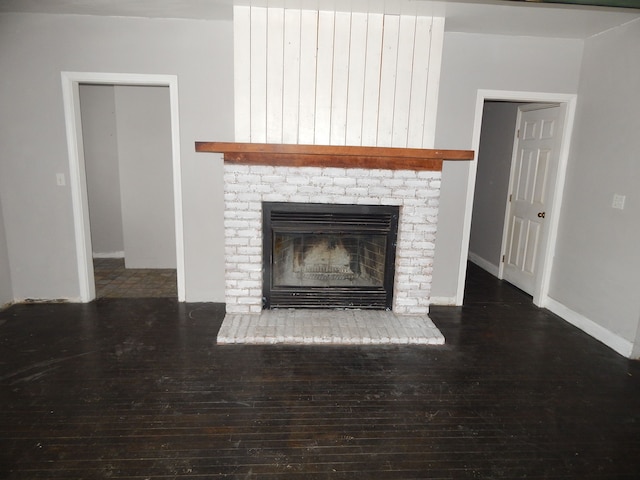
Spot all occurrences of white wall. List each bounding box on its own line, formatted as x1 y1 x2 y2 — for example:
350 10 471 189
468 101 520 273
548 19 640 355
0 12 234 302
79 84 125 257
432 32 584 303
115 85 175 269
0 195 12 307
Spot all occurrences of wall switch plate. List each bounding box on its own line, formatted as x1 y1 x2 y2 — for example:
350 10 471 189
56 173 66 186
612 194 626 210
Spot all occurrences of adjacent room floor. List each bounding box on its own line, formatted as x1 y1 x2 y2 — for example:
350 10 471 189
1 264 639 478
93 257 177 298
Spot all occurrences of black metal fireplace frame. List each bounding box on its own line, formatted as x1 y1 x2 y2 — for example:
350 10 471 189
262 202 399 310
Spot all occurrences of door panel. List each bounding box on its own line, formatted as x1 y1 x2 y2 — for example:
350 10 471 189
503 105 563 295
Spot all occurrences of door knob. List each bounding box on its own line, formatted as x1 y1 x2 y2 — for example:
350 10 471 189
537 212 546 218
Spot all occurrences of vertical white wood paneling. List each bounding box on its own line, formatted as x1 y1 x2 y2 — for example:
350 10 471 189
233 6 251 142
314 10 335 145
282 9 301 144
249 7 268 142
266 8 285 143
345 12 368 146
422 16 445 148
377 15 400 147
392 15 417 148
407 15 432 148
329 11 351 146
297 10 318 144
360 13 384 146
233 7 444 149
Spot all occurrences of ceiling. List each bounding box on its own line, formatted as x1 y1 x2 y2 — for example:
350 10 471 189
0 0 639 39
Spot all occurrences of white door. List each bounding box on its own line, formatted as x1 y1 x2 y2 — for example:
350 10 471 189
502 104 565 295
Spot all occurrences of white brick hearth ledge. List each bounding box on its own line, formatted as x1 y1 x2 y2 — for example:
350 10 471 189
217 310 445 345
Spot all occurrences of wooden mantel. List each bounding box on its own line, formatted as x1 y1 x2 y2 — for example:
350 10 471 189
195 142 474 171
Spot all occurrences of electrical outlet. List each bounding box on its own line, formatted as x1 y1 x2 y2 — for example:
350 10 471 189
612 194 626 210
56 173 66 186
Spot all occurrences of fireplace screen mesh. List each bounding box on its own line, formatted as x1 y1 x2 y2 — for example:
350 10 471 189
263 202 399 309
273 233 387 287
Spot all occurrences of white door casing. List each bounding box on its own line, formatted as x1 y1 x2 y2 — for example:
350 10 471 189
61 72 186 302
457 90 577 308
501 104 566 296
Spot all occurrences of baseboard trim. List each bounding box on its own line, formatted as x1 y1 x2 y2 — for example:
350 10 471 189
429 296 458 306
93 251 125 259
467 252 500 277
545 297 633 358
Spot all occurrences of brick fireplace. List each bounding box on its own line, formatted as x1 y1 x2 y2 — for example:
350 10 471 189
196 143 474 317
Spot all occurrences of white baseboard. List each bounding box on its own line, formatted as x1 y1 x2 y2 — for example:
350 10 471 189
429 296 458 306
92 251 125 259
467 252 500 277
545 297 633 358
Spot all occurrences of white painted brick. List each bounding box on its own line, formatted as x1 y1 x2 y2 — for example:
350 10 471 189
226 201 250 212
224 219 250 229
395 297 418 306
391 187 417 198
262 193 288 202
323 167 347 177
369 186 392 196
237 191 262 202
333 176 357 187
298 186 323 195
322 186 346 195
393 170 417 179
247 165 275 175
404 178 430 187
224 161 441 312
355 197 380 205
412 241 436 250
227 255 250 265
334 196 357 204
310 175 334 186
417 170 440 179
369 169 393 178
356 177 383 187
287 175 311 185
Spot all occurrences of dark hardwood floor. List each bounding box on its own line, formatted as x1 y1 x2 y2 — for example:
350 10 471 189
1 263 639 479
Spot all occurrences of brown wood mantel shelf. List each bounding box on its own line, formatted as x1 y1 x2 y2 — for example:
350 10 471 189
195 142 474 171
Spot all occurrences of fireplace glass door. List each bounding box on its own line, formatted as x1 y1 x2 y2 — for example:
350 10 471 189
263 202 399 309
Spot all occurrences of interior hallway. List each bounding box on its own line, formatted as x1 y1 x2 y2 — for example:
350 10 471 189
1 263 639 478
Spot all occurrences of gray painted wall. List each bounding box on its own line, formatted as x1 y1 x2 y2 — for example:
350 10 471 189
0 12 233 301
549 18 640 347
1 11 639 356
115 85 176 269
468 102 520 271
0 195 12 307
432 32 584 302
79 84 125 257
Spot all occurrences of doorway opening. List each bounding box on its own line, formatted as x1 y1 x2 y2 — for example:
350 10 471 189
61 72 185 302
79 84 177 299
458 90 577 307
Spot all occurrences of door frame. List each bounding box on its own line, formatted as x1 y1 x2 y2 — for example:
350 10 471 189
457 89 577 307
61 72 186 302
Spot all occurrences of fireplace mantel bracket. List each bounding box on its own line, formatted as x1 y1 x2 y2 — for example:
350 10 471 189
195 142 474 171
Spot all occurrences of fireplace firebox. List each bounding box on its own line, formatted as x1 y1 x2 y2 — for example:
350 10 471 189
263 202 399 310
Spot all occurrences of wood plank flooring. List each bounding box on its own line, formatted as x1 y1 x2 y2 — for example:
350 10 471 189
1 264 639 479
